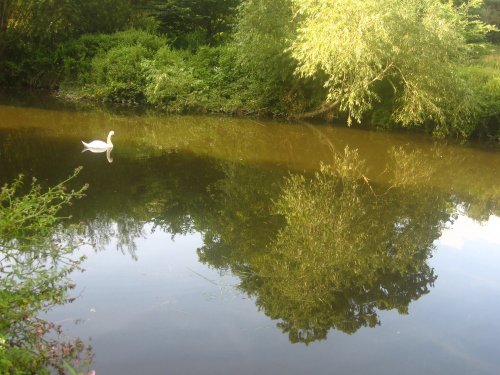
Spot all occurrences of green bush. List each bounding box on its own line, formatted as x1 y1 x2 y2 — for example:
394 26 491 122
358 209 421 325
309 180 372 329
61 30 167 84
460 53 500 140
59 34 125 83
0 169 92 374
143 46 203 111
62 31 261 113
189 45 254 112
0 0 140 88
0 34 61 88
89 45 150 103
60 30 169 103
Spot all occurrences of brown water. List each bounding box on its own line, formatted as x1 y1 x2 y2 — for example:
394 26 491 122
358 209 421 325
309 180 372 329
1 95 499 375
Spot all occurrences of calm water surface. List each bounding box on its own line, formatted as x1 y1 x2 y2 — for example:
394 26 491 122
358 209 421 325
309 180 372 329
0 96 499 375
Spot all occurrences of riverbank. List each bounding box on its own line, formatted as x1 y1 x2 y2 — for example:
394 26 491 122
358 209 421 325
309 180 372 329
3 31 499 142
1 2 499 141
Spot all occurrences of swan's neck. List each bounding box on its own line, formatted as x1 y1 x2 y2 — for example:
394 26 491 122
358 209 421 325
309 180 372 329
107 132 114 147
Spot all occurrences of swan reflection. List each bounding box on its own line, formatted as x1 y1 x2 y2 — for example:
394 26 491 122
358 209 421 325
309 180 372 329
82 146 114 163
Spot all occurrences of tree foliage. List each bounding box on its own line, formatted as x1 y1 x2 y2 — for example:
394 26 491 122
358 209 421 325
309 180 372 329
146 0 241 47
290 0 495 136
0 0 133 40
232 0 323 114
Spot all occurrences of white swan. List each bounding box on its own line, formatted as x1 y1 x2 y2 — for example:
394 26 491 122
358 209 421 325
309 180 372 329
82 131 114 150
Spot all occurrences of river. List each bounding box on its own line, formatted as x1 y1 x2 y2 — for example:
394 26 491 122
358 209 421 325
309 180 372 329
0 95 499 374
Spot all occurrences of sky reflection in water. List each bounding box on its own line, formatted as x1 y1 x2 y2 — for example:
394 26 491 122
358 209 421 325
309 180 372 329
47 216 500 375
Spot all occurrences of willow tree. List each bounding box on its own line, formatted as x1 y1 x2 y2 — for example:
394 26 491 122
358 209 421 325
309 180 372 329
290 0 494 137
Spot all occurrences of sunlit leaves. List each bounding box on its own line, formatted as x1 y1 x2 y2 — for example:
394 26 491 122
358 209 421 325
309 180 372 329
290 0 494 135
232 0 301 112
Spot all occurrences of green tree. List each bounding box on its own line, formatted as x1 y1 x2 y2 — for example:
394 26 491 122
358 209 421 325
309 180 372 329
147 0 241 47
1 0 133 40
290 0 495 137
232 0 324 114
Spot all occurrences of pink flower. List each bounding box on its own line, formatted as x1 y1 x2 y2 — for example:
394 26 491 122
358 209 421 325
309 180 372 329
88 371 96 375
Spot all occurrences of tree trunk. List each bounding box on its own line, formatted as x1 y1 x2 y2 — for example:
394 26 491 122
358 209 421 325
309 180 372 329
291 99 340 120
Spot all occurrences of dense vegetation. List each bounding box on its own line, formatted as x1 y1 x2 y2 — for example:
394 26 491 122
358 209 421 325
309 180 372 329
0 0 499 139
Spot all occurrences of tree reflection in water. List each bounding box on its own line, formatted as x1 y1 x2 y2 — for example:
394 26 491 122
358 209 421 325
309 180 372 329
237 147 451 344
57 143 493 345
192 147 453 343
3 129 494 345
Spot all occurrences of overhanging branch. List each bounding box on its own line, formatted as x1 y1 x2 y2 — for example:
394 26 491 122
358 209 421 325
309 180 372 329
292 99 340 120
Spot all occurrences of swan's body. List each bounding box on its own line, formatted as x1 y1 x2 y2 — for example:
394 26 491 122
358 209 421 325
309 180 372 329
82 131 114 150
